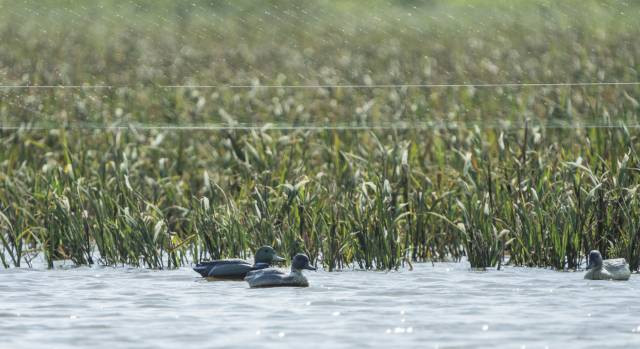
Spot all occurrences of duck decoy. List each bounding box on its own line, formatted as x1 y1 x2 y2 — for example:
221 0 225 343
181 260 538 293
584 250 631 281
193 246 285 279
245 253 316 288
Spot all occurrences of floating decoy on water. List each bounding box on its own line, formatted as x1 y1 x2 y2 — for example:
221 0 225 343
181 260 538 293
193 246 285 279
584 250 631 281
245 253 316 288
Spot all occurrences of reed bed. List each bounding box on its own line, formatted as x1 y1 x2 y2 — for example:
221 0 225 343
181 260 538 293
0 0 639 270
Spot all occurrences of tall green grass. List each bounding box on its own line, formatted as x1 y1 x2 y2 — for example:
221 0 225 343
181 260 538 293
1 126 638 270
0 0 639 270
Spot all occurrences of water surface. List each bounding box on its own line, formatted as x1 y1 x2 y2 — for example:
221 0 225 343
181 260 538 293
1 263 638 348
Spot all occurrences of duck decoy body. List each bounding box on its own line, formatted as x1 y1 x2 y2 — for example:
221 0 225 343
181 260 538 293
193 246 285 279
584 250 631 281
245 253 316 288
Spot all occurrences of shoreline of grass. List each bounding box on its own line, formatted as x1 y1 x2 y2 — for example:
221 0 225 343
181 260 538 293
1 124 638 271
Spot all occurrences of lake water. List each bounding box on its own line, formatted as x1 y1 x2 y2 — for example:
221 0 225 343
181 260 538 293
1 262 638 348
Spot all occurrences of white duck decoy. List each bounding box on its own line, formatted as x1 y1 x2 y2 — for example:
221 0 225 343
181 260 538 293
245 253 316 288
584 250 631 281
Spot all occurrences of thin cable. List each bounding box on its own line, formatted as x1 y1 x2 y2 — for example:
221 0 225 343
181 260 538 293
0 82 639 89
1 122 638 131
160 82 640 89
0 85 112 89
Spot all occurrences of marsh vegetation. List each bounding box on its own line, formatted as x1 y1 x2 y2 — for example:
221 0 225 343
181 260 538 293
0 0 639 271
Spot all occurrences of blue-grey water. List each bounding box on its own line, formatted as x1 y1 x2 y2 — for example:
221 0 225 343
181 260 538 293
1 263 638 349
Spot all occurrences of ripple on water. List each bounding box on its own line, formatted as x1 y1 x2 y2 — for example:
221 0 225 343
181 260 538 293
1 263 639 349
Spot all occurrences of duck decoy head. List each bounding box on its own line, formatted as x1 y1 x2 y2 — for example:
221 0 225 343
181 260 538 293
254 246 285 265
291 254 316 271
586 250 603 270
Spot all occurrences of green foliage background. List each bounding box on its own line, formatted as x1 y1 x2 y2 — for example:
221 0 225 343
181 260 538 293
0 0 639 270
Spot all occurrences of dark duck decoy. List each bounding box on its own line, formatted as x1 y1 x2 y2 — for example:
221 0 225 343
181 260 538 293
245 253 316 288
193 246 285 280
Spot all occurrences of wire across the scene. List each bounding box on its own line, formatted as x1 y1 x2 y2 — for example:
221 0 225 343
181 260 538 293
1 81 640 89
